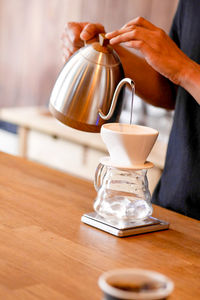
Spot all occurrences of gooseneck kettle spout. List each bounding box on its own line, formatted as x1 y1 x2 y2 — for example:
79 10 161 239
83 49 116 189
98 78 135 120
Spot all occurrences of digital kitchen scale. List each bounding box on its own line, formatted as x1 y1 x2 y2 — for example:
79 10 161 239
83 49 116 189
81 212 169 237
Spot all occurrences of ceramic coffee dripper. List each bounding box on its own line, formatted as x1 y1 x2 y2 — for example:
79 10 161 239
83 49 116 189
100 123 158 168
94 123 159 221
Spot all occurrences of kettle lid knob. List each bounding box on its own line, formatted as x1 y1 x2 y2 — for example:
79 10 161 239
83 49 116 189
99 33 109 47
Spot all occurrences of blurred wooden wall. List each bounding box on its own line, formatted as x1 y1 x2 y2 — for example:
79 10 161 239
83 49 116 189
0 0 178 108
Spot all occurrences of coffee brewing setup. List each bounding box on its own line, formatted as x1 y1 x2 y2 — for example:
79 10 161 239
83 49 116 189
49 34 169 237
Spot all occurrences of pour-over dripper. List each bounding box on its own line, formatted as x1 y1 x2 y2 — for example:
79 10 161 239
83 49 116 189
101 123 159 168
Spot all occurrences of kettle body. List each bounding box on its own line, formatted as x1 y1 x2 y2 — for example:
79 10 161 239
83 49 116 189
49 39 125 132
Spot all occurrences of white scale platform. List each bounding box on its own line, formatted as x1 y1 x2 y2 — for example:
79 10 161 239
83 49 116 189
81 212 169 237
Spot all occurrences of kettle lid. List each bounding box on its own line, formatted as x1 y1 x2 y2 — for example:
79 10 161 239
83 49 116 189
80 33 121 67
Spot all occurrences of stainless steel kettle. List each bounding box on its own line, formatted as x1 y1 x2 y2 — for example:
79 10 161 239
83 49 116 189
49 33 134 132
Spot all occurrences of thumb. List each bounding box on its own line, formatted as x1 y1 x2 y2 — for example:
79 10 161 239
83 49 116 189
80 23 105 40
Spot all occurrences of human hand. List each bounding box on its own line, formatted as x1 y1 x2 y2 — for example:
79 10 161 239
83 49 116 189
105 17 191 85
61 22 105 62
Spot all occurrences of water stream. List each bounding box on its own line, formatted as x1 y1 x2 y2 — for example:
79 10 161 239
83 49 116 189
130 83 135 125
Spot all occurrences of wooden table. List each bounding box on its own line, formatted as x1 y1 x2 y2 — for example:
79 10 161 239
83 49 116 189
0 152 199 299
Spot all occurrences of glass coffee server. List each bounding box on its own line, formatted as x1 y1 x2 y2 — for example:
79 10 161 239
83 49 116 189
94 162 153 221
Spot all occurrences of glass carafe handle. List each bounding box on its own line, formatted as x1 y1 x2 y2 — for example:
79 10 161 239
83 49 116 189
94 163 105 191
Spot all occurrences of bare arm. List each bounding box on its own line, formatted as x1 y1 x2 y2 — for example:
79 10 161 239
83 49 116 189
62 20 200 109
179 59 200 104
112 44 176 109
106 17 200 106
62 21 176 110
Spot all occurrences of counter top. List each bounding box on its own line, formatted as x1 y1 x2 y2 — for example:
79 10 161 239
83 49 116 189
0 152 199 299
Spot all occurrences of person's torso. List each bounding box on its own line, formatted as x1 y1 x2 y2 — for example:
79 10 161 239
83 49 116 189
152 0 200 220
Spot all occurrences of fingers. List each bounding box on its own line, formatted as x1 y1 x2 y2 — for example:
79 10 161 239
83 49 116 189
61 33 79 52
123 16 157 30
105 17 158 47
62 43 80 62
106 26 135 40
65 22 87 46
61 23 83 61
62 47 72 63
106 26 152 46
105 17 160 62
80 23 105 40
105 17 158 42
61 22 104 62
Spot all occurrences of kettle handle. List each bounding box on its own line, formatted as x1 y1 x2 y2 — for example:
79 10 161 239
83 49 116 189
98 78 135 120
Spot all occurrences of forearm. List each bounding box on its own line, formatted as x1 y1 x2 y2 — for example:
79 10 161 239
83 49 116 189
180 59 200 105
113 45 176 109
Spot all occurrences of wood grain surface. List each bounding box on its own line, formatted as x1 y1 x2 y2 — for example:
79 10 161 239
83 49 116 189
0 151 199 299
